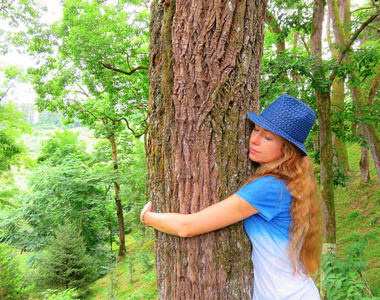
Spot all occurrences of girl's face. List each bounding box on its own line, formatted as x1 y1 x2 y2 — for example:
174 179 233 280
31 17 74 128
249 125 284 164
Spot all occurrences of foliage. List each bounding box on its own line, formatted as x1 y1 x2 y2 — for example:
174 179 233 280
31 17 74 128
88 128 148 223
0 100 31 207
0 65 30 103
333 162 349 187
37 221 97 292
266 0 313 39
0 243 34 300
0 101 31 173
27 0 150 136
0 0 46 54
0 157 110 254
37 129 88 165
34 110 64 129
321 235 377 299
41 288 79 300
260 0 380 157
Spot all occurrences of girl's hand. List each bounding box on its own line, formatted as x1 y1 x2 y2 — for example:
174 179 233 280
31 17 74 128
140 201 152 225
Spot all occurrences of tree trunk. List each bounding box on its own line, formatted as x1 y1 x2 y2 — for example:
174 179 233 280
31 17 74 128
330 80 349 170
331 79 350 173
360 146 370 183
107 126 126 258
148 0 266 298
349 82 380 185
328 0 380 185
327 0 350 175
265 9 285 54
311 0 336 244
316 90 336 244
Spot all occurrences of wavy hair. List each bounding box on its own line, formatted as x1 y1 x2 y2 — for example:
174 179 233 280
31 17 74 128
250 140 322 276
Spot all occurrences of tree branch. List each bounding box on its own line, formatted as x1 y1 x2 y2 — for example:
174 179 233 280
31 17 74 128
330 10 380 82
259 72 285 98
70 90 90 97
100 62 148 75
0 82 14 102
69 99 148 138
0 0 15 14
337 11 380 64
351 5 380 13
301 34 311 55
364 24 380 33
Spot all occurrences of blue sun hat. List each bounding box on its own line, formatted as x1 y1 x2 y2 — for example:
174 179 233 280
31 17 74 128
248 94 316 155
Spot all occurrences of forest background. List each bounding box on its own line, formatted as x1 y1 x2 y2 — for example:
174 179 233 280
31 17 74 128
0 0 379 299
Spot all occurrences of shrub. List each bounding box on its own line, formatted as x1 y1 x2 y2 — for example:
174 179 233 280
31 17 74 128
37 221 97 293
0 243 34 299
321 238 376 299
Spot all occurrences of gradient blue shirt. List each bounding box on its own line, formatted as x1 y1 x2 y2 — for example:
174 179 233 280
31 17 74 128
235 176 320 300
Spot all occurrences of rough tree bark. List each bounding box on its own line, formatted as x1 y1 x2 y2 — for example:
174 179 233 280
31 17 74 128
148 0 267 298
311 0 336 244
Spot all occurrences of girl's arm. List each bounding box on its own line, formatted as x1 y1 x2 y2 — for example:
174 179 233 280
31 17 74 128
140 194 258 238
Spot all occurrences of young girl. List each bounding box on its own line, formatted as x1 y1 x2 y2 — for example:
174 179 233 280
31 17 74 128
140 94 322 299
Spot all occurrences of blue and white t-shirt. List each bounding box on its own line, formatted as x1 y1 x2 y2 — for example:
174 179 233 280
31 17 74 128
235 176 320 300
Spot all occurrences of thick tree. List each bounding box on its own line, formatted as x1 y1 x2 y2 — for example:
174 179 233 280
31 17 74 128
148 0 267 298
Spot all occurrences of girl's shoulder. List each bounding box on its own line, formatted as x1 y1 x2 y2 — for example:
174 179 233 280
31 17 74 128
240 175 290 197
251 175 287 188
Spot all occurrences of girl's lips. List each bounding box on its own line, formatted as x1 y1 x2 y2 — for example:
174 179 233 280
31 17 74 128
250 147 259 154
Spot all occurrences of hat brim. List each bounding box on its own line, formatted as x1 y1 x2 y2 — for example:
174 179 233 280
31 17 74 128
248 112 308 155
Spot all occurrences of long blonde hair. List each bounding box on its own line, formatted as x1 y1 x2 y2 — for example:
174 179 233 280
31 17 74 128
250 140 322 276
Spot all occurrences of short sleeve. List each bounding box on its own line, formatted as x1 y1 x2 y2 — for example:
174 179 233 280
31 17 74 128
235 176 291 222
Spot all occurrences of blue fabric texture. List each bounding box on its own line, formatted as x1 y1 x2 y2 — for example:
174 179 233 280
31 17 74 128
235 176 320 300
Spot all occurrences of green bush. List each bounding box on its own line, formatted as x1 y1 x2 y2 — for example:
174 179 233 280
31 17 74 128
0 243 34 299
37 221 97 293
321 238 377 299
41 288 79 299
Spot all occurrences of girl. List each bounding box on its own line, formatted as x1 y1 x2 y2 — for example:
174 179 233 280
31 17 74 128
140 94 322 299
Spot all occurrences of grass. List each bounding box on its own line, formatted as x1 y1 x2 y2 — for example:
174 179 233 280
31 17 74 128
334 143 380 296
86 231 157 300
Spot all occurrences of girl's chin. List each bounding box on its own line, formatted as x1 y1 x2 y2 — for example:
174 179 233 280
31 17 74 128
249 154 260 164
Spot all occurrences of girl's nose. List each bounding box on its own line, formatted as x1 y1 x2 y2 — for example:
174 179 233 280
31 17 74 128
251 132 260 145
